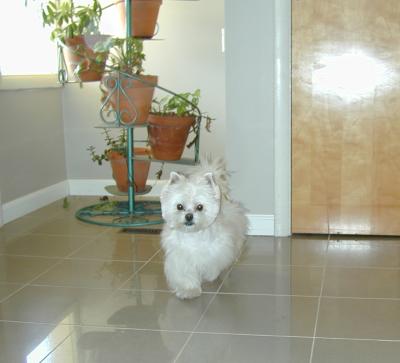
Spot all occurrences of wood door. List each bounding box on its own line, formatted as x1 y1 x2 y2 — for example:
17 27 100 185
292 0 400 235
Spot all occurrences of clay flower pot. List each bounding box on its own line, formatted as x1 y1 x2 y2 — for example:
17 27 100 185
115 0 162 38
104 74 158 125
147 114 195 160
63 35 109 82
107 148 151 192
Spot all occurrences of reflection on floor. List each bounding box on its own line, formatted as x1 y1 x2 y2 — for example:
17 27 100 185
1 197 400 362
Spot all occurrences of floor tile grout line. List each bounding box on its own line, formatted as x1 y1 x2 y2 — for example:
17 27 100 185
8 279 400 302
3 317 400 343
316 295 400 301
114 247 163 292
26 283 134 291
171 242 252 362
189 331 400 342
0 231 110 238
0 229 109 305
319 265 400 270
9 252 400 271
7 254 400 270
0 239 160 303
309 234 330 363
0 254 160 263
0 259 64 304
314 336 400 342
235 262 326 268
50 227 110 263
1 228 161 263
0 319 195 334
63 256 160 263
172 264 236 363
6 247 400 271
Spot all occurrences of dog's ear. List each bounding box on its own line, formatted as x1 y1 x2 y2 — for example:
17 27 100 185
204 172 221 199
168 172 185 185
160 172 186 211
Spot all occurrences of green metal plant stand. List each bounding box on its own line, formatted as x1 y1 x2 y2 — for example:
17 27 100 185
68 0 202 228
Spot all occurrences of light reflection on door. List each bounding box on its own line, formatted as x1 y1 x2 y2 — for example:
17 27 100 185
292 0 400 235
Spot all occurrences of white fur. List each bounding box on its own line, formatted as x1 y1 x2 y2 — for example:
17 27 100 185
160 157 248 299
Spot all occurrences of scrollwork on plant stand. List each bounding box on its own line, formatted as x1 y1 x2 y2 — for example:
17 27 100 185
100 72 144 126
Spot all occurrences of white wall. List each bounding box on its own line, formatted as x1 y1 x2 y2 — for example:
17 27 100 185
0 88 66 203
62 0 225 181
225 0 275 215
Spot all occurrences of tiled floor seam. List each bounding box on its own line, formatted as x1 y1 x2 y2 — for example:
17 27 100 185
320 296 400 301
0 233 161 318
2 318 400 343
309 234 330 363
114 247 163 291
0 319 193 333
29 226 152 294
324 265 400 270
0 260 63 305
172 264 236 363
10 282 400 301
0 229 109 305
236 263 326 268
314 336 400 342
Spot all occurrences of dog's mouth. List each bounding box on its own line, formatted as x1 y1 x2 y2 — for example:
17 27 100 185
184 221 195 227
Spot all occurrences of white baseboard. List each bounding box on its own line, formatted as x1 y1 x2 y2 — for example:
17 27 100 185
2 179 275 236
2 181 69 224
247 214 274 236
68 179 114 196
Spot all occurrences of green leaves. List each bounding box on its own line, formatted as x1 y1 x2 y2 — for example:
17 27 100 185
41 0 102 42
152 90 201 117
106 37 146 75
88 129 128 165
151 89 214 149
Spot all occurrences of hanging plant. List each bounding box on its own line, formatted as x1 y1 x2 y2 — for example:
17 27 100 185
41 0 102 42
41 0 109 82
148 89 213 160
87 129 153 193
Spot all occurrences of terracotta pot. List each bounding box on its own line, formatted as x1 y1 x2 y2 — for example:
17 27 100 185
63 35 108 82
105 74 157 124
107 148 151 193
147 114 195 160
115 0 162 38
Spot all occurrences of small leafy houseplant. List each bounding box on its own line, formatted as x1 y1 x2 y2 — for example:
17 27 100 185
41 0 109 82
148 89 212 160
100 37 158 125
88 129 151 193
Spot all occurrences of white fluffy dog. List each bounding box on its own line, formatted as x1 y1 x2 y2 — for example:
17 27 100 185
160 158 248 299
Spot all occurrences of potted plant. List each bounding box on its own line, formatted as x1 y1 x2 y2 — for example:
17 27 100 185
88 129 151 193
100 37 158 125
148 89 212 160
42 0 109 82
114 0 163 39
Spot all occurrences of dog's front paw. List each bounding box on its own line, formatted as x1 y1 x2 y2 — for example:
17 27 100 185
175 287 202 300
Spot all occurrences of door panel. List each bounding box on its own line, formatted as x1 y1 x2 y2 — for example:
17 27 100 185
292 0 400 235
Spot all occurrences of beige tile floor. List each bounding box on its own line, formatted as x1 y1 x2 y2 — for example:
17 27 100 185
1 197 400 362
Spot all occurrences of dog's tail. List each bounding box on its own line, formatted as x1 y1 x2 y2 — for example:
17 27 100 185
199 155 231 199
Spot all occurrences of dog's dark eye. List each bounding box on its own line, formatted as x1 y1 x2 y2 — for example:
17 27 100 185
177 204 184 211
196 204 203 211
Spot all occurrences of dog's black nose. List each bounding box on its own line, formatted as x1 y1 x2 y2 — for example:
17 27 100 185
185 213 193 222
